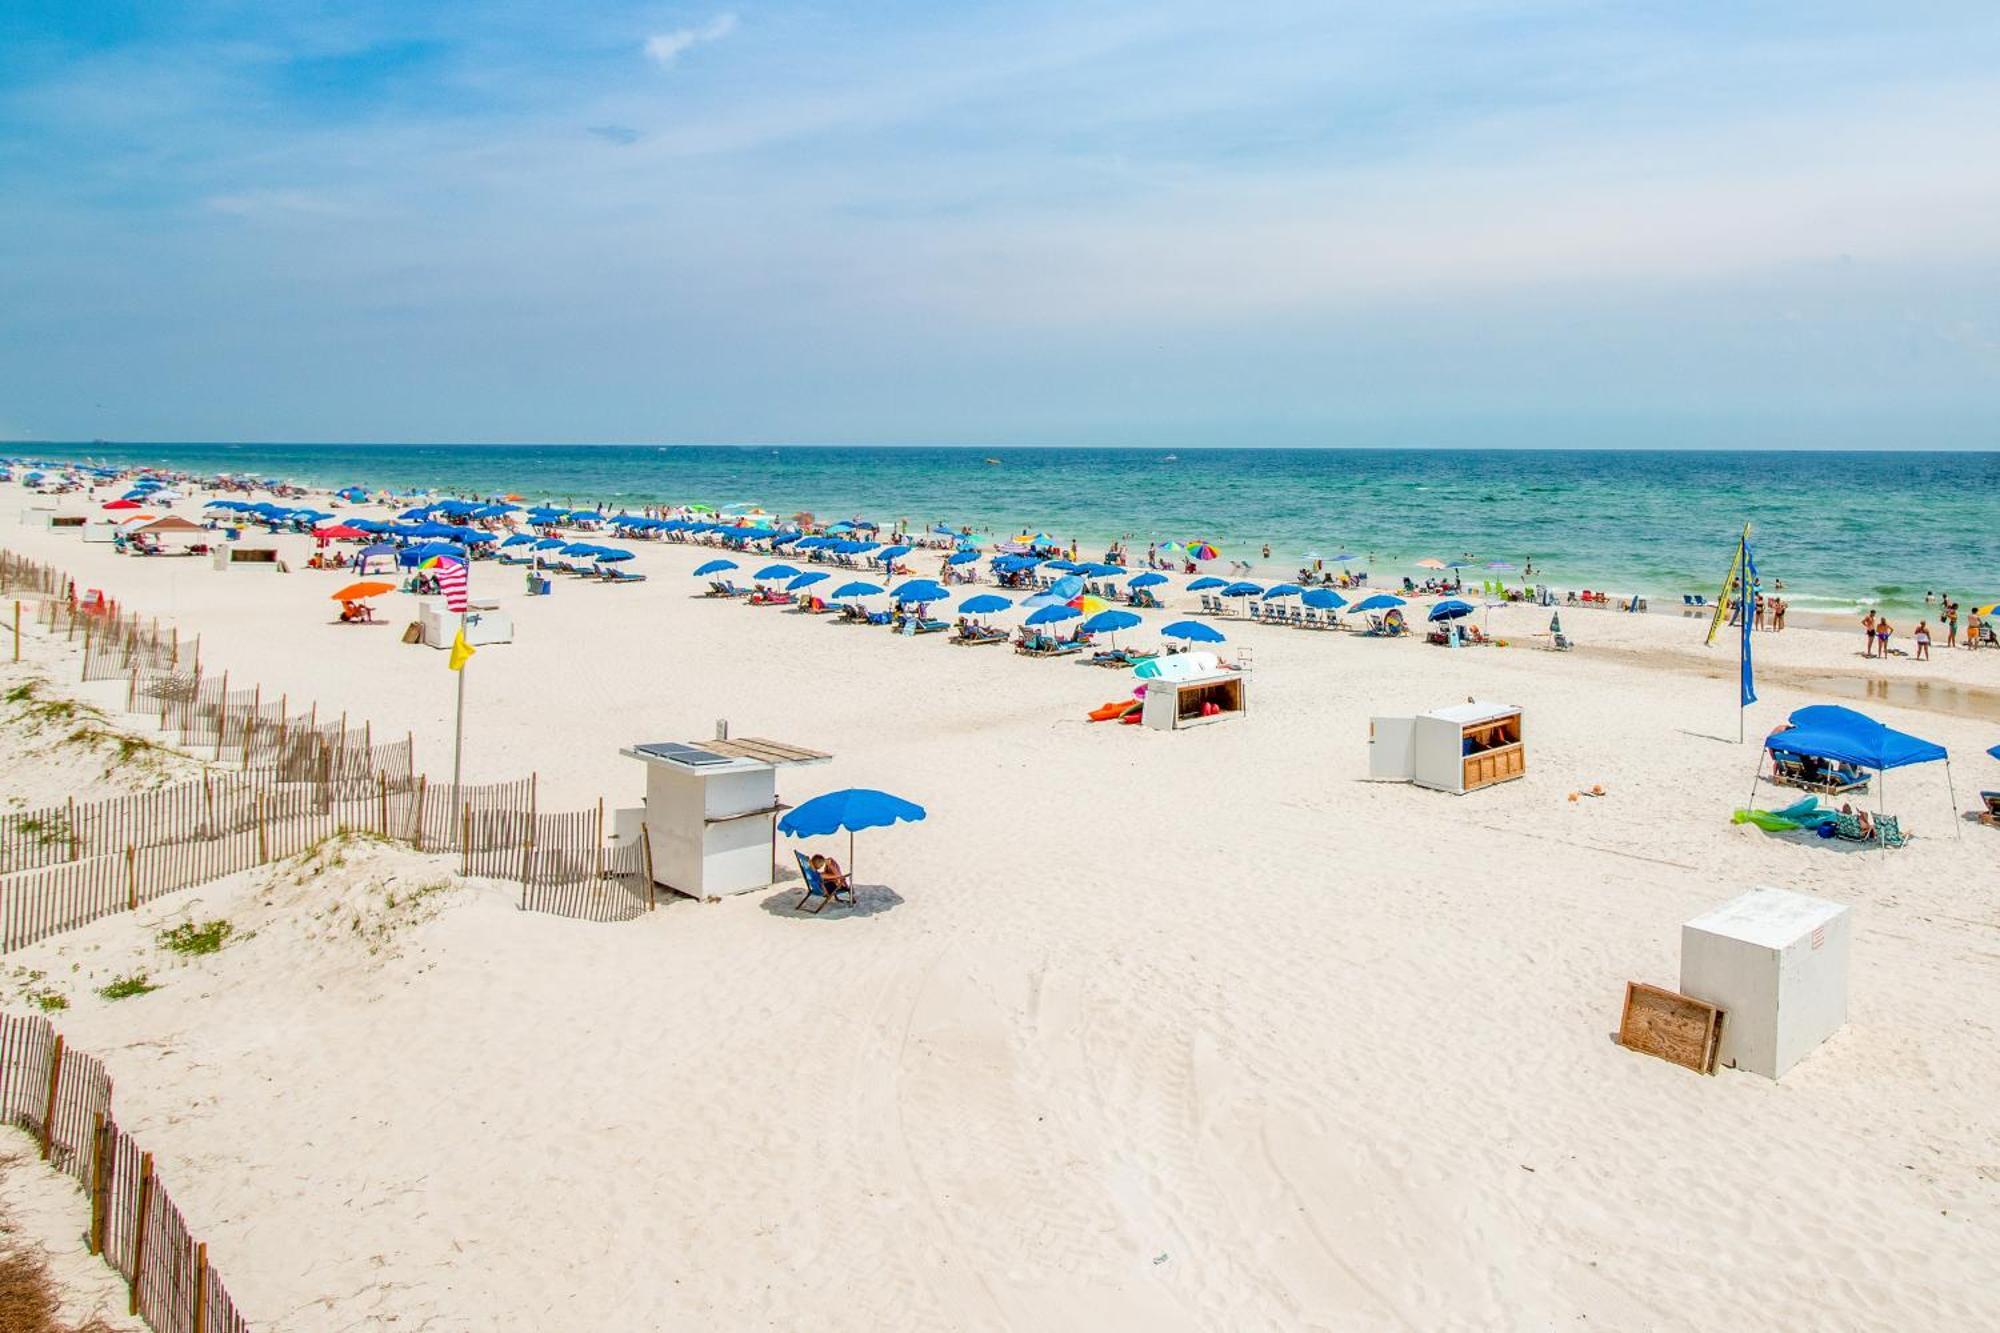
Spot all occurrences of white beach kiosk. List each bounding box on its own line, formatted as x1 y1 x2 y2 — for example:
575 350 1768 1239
620 734 832 901
1369 700 1525 794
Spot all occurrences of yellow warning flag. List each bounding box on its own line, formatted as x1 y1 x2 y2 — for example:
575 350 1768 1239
448 627 477 671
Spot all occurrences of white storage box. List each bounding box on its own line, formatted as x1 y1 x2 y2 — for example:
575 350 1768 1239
1139 672 1246 730
419 599 513 648
1680 887 1850 1079
1369 701 1524 793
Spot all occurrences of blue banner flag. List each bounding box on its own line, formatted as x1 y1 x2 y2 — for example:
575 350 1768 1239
1739 525 1757 708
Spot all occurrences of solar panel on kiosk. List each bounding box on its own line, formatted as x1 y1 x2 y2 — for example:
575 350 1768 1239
635 742 732 768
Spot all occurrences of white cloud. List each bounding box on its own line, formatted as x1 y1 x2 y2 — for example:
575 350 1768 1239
644 14 738 68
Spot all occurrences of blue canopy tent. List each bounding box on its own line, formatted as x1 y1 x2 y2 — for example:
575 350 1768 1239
1754 704 1956 838
777 787 927 878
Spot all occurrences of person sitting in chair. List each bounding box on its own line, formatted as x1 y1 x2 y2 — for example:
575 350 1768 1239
338 599 365 623
810 853 852 899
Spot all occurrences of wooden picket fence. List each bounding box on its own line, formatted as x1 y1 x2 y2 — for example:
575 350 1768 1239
1 547 655 945
0 1012 248 1332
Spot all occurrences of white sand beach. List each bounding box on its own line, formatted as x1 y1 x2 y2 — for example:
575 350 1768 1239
3 485 1998 1331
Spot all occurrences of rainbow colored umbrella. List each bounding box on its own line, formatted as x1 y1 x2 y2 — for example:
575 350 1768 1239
1185 542 1220 561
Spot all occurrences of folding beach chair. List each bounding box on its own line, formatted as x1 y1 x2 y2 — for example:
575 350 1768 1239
793 850 854 912
1875 814 1908 848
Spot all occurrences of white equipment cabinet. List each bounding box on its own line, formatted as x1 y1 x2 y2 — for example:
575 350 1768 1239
419 598 513 648
1680 887 1850 1080
1140 671 1247 731
621 738 831 901
1369 701 1524 794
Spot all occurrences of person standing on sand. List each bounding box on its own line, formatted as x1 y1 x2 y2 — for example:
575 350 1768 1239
1944 600 1958 647
1876 615 1893 658
1914 621 1931 661
1754 594 1767 632
1967 609 1982 651
1773 597 1787 631
1862 609 1877 657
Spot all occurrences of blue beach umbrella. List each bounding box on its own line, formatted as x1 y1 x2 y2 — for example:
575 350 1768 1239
1161 620 1226 643
1301 588 1346 610
693 558 738 576
1129 572 1168 588
959 594 1013 615
946 550 980 565
1329 553 1357 562
1222 582 1263 597
532 538 566 551
1080 609 1141 635
893 579 951 604
1187 576 1228 591
501 534 537 547
1349 594 1406 613
1263 584 1303 599
594 549 635 563
1025 604 1081 627
1023 575 1085 608
832 581 884 600
777 787 928 873
876 544 913 563
788 570 831 590
1428 599 1475 621
754 563 799 581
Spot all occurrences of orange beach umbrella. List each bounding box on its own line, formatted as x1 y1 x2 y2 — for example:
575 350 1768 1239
330 581 395 601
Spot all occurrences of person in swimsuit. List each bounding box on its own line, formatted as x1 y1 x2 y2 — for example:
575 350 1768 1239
1876 616 1893 657
1861 609 1877 657
1914 621 1931 661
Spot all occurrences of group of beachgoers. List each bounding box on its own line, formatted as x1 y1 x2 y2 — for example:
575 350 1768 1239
1866 602 1984 662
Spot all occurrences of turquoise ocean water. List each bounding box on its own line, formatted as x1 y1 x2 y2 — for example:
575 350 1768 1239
15 443 1996 614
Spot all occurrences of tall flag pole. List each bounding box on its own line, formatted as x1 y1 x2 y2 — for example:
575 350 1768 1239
438 556 474 799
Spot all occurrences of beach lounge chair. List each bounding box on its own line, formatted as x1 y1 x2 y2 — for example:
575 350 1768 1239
793 850 854 913
706 579 746 598
1979 792 2000 827
1769 754 1869 796
604 568 647 583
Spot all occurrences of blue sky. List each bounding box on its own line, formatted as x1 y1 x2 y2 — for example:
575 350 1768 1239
2 1 1997 447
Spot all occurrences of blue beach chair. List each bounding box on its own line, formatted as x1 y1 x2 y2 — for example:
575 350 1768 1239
793 850 855 912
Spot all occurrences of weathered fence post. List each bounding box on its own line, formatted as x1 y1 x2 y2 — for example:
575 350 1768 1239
214 670 229 760
411 775 427 849
89 1113 109 1254
125 845 138 911
192 1241 209 1333
461 803 472 876
378 772 389 834
11 600 18 663
255 795 268 863
641 823 656 910
39 1035 64 1160
129 1152 154 1316
595 798 605 883
67 796 79 861
127 665 138 711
